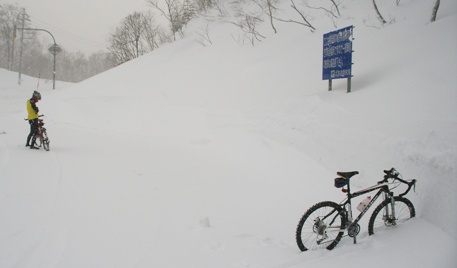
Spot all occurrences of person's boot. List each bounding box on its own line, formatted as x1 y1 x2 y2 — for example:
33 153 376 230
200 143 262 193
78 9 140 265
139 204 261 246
29 138 38 149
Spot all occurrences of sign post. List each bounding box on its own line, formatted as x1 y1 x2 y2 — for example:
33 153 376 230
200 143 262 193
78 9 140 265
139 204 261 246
48 43 62 56
48 43 61 90
17 27 59 89
322 26 354 93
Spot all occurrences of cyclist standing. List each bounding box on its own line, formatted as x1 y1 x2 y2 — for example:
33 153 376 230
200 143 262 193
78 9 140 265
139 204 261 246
26 91 41 149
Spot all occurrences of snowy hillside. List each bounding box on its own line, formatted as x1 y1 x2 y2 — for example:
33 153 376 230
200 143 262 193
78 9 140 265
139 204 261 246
1 0 456 267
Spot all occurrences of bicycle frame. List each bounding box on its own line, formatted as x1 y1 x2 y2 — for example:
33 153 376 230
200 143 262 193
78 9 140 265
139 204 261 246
35 120 44 142
342 182 394 243
346 182 391 223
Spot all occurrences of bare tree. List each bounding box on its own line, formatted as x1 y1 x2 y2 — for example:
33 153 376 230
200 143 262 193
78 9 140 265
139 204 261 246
330 0 340 16
183 0 196 24
230 0 266 46
372 0 386 25
275 0 315 32
108 11 161 65
431 0 440 22
251 0 279 34
233 14 265 46
194 0 215 12
303 0 341 28
146 0 189 41
0 3 21 70
196 23 213 46
212 0 230 18
124 12 158 57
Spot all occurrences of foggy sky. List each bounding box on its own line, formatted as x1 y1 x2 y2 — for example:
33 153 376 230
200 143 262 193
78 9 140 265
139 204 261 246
13 0 149 54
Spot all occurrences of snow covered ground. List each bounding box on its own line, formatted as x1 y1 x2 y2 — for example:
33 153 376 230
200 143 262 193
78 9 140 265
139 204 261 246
1 0 456 267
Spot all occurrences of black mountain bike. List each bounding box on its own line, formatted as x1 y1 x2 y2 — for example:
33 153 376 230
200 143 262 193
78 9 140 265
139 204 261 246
296 168 416 251
27 115 50 151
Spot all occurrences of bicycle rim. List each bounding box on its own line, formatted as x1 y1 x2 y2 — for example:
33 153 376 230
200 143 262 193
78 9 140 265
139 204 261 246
296 201 346 251
42 131 50 151
43 140 50 151
368 196 415 235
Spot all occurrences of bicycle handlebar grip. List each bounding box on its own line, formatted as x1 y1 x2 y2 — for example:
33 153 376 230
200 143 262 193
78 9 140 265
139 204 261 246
400 179 416 197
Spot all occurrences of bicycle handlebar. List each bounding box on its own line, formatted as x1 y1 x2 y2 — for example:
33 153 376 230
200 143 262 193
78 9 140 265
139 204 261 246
400 179 416 197
24 114 44 121
383 168 399 179
381 168 416 197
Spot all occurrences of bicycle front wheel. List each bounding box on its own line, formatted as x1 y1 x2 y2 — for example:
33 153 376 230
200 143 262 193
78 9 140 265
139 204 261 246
42 130 50 151
368 196 415 235
296 201 347 251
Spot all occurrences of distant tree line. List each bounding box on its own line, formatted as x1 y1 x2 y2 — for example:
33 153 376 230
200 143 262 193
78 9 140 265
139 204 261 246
1 0 442 82
109 0 442 60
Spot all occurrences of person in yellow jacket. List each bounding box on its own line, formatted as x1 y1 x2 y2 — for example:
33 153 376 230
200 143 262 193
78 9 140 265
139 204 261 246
26 91 41 149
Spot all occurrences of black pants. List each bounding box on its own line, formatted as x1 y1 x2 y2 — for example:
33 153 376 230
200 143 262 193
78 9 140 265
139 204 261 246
27 119 38 146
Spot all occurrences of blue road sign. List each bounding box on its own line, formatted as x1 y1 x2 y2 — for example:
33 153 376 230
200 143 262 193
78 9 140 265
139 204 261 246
322 26 353 80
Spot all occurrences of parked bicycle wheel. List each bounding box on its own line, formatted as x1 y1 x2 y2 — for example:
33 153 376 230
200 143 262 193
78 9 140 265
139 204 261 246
296 201 347 251
42 129 50 151
368 196 415 235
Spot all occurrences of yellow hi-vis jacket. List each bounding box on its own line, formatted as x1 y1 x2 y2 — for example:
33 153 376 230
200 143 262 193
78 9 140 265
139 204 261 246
26 99 39 120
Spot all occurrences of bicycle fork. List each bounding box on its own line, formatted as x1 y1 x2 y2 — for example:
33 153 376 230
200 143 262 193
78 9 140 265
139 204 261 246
383 193 397 227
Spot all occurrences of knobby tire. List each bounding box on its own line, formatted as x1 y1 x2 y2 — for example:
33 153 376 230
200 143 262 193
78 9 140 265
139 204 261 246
42 130 50 151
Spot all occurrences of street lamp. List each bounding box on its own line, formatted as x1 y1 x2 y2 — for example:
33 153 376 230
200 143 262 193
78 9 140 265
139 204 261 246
17 27 61 89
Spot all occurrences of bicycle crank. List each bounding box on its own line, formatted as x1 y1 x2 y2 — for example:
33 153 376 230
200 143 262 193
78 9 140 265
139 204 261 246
348 223 360 237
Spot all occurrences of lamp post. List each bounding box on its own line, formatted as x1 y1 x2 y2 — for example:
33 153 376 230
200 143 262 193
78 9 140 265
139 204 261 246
17 27 60 89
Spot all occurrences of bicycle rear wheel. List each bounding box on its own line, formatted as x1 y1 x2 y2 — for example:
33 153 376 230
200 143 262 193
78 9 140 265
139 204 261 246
42 130 50 151
368 196 415 235
296 201 347 251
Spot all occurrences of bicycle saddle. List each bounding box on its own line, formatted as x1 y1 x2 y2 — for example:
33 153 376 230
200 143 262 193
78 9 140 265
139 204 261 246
336 171 359 180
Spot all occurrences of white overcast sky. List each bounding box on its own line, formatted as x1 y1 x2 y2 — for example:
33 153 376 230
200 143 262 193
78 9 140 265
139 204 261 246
14 0 151 54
